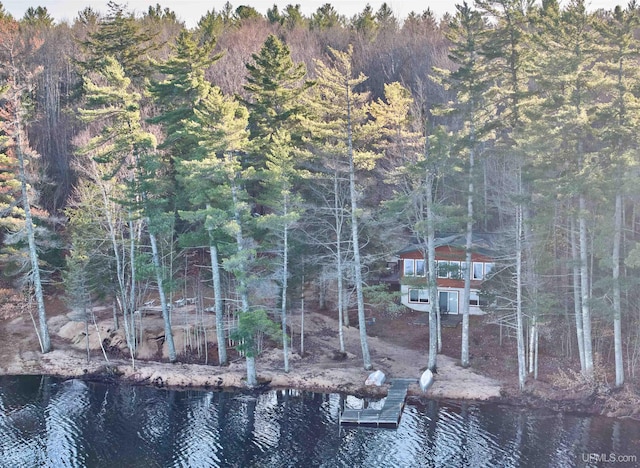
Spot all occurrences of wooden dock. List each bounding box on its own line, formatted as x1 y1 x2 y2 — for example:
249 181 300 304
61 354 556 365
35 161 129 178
340 378 415 429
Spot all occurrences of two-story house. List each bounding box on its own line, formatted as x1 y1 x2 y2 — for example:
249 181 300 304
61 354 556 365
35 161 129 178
396 233 495 315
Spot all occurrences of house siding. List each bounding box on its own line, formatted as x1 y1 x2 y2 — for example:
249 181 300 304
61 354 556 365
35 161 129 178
399 245 493 315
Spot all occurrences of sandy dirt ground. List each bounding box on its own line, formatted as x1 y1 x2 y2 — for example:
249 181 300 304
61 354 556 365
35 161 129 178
0 295 502 402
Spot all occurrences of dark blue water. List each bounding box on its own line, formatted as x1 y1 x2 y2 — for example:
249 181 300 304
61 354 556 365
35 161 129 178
0 375 638 467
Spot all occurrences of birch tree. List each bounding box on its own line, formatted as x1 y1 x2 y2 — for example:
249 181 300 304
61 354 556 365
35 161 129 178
372 82 444 371
433 3 492 367
0 17 51 353
533 0 599 378
477 0 537 390
78 56 177 363
593 3 640 387
301 45 378 370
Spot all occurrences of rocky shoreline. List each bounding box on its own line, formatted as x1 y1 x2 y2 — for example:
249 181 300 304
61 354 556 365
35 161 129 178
3 346 632 420
1 307 638 419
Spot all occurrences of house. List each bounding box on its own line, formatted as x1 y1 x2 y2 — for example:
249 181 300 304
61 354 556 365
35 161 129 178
394 233 495 315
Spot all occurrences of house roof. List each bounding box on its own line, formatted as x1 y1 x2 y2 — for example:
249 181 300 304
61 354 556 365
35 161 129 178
397 232 497 257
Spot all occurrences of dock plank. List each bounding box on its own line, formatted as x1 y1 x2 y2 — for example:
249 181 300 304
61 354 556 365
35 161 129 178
340 378 416 429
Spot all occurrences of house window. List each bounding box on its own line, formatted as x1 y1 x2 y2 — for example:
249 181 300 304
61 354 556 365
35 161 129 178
404 259 414 276
404 258 426 277
439 291 459 314
409 289 429 303
472 262 484 280
484 262 495 277
460 262 469 280
437 261 449 278
448 261 461 279
469 291 479 306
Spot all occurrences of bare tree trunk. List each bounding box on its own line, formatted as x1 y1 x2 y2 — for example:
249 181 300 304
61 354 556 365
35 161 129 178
335 173 346 352
281 213 290 373
208 240 227 366
230 173 256 386
579 195 594 378
515 198 526 391
426 173 438 372
461 145 474 368
246 355 257 387
16 135 51 353
571 218 585 372
346 83 371 370
300 282 305 356
13 93 51 353
149 230 176 362
99 179 135 366
612 192 624 387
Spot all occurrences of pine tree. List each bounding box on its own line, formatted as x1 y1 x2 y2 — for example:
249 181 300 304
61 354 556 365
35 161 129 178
301 45 379 370
592 3 640 387
149 29 227 364
433 2 493 368
148 30 221 161
180 84 277 386
242 34 313 165
372 81 444 372
78 1 155 88
0 17 51 353
78 56 177 363
532 0 600 378
177 86 251 368
477 0 537 390
257 130 305 372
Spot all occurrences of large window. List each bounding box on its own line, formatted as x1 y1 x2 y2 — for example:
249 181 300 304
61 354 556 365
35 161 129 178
484 262 495 277
404 258 426 277
404 259 414 276
409 289 429 303
470 261 495 280
439 291 459 314
472 262 484 280
469 291 479 306
437 260 448 278
437 260 461 279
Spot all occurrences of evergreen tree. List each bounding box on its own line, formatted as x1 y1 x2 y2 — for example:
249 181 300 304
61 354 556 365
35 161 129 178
592 3 640 387
310 4 344 30
301 45 379 370
78 1 156 88
532 0 600 378
477 0 537 390
372 82 444 372
257 130 305 372
178 85 251 368
180 84 277 386
78 56 177 363
148 30 221 158
0 17 51 353
433 2 493 368
242 34 313 165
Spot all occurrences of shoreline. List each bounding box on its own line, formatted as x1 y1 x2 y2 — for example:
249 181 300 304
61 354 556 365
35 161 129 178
1 347 501 401
2 308 637 419
0 346 618 418
0 309 505 402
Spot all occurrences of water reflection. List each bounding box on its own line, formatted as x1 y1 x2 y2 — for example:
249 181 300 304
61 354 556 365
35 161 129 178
0 375 639 467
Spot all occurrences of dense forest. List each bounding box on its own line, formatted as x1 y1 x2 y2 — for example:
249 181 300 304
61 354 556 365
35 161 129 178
1 0 639 391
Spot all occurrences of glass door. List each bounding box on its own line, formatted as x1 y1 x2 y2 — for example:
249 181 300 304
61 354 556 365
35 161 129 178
438 291 459 314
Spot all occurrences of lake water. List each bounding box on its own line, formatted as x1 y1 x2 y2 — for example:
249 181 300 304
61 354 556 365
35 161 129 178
0 375 639 467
